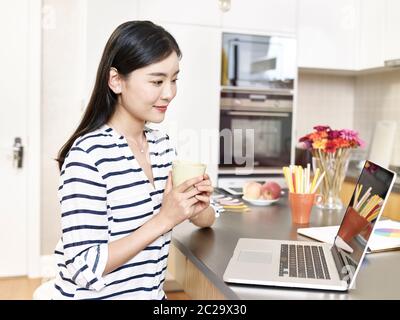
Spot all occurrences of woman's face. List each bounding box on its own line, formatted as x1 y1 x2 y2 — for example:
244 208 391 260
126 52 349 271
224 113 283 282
114 51 180 124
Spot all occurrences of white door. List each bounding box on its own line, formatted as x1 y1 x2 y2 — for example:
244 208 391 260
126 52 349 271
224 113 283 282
0 0 40 277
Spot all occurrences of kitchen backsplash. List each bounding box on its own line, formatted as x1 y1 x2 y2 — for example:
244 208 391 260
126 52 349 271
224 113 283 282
296 69 400 166
354 69 400 167
296 72 355 144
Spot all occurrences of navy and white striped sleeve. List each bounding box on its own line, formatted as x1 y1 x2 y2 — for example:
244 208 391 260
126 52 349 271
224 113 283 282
58 147 109 291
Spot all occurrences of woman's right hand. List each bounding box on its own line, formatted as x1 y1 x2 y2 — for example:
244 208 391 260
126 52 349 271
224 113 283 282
158 171 204 230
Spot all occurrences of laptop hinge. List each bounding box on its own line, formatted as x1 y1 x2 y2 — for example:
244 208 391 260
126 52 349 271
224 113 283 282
330 244 353 285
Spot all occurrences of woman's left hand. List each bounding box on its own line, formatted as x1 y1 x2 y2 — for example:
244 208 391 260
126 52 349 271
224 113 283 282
192 174 214 215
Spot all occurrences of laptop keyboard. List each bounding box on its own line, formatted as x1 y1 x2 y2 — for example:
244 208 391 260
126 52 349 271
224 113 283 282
279 244 331 280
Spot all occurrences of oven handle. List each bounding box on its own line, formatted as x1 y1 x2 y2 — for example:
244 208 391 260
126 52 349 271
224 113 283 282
226 111 290 117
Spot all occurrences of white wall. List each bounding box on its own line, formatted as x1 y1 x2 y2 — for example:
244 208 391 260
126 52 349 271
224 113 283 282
85 0 139 102
41 0 139 254
41 0 86 254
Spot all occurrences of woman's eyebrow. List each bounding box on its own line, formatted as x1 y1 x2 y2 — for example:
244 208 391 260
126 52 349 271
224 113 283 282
147 70 180 77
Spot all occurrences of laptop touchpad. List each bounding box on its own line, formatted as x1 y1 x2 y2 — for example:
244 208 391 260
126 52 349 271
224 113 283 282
238 250 272 264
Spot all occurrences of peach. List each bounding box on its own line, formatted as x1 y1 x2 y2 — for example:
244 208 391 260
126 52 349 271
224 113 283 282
261 181 281 200
243 181 262 199
242 181 252 195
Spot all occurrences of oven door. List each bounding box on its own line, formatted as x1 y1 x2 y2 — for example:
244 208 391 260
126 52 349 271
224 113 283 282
219 110 292 169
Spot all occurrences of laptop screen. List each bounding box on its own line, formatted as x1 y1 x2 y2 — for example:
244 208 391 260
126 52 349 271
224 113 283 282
333 160 395 285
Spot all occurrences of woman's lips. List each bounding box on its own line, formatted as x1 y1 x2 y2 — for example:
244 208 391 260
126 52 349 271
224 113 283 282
154 105 168 113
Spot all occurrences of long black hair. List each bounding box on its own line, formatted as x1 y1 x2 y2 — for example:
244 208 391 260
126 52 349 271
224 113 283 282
56 21 181 170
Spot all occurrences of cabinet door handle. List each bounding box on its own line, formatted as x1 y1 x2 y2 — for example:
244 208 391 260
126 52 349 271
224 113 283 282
226 111 289 117
384 59 400 68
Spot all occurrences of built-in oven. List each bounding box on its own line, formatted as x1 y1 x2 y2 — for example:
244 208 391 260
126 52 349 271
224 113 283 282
218 88 293 178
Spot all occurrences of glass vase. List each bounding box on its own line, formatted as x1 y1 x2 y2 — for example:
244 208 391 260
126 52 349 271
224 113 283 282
312 148 351 211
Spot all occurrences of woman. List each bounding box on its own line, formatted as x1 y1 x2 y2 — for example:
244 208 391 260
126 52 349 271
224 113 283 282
53 21 215 300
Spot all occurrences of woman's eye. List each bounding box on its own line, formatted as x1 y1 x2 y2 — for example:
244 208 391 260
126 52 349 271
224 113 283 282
151 79 178 86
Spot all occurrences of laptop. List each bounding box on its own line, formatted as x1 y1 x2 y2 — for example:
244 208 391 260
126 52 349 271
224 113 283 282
223 160 397 291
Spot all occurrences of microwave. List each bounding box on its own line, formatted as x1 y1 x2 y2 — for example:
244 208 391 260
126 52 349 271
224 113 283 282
221 32 296 89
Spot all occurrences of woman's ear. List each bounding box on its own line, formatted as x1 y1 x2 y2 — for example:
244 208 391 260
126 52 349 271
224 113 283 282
108 67 122 94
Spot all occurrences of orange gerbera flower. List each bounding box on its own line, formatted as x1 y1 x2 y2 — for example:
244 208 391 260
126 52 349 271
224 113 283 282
312 139 327 149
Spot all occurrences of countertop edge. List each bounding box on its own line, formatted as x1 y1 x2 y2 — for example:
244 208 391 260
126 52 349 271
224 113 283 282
171 237 241 300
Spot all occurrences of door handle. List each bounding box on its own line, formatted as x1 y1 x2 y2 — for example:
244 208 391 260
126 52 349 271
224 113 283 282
226 111 289 117
13 137 24 169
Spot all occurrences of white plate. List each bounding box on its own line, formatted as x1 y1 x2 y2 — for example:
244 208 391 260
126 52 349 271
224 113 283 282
242 196 280 206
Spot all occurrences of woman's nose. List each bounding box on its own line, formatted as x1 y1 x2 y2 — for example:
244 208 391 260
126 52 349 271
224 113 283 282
161 82 175 101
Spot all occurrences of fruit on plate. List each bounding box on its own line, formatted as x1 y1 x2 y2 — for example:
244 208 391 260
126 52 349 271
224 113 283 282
261 181 281 200
242 181 262 199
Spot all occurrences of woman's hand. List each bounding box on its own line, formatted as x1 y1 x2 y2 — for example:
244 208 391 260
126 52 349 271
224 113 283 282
191 173 214 216
190 174 216 228
158 171 204 230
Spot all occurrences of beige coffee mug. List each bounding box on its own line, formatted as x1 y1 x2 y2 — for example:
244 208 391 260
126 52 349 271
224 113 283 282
172 160 207 187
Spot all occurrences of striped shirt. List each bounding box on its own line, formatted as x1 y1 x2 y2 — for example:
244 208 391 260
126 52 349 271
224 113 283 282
53 124 177 300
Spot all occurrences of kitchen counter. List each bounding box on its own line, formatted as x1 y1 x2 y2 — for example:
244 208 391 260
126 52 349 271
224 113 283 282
171 192 400 299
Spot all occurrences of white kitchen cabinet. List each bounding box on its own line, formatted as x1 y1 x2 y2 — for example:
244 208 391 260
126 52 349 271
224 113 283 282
384 0 400 62
41 0 141 254
297 0 358 70
358 0 385 69
138 0 222 27
356 0 400 69
151 23 221 185
358 0 400 69
221 0 297 35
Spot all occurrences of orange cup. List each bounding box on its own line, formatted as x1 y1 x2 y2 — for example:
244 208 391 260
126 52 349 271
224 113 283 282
288 192 323 224
338 207 371 243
